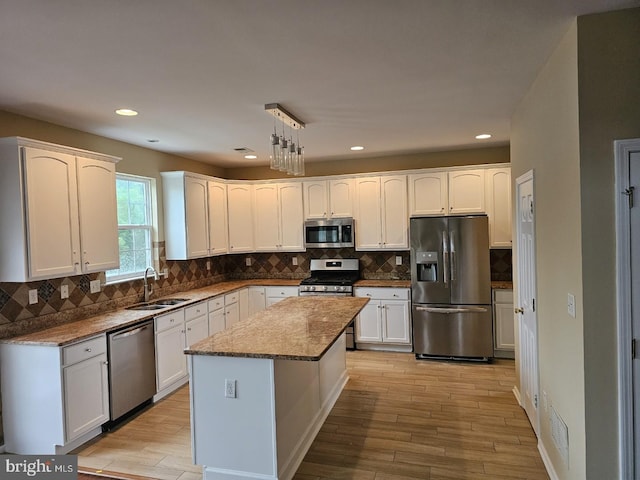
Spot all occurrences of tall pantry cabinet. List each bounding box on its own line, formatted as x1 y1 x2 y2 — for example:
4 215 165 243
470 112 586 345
0 137 120 282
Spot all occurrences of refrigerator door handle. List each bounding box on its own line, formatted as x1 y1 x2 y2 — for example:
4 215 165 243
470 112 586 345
450 230 457 282
442 231 449 285
415 306 489 314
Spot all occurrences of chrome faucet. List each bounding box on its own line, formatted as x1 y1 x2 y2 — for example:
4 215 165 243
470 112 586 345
143 267 157 303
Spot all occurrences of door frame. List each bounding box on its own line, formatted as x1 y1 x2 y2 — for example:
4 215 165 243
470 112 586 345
615 138 640 479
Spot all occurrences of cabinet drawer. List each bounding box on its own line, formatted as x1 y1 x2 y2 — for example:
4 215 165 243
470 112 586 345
265 286 299 298
155 310 185 332
208 296 224 311
224 291 239 305
355 287 410 301
185 302 207 321
62 335 106 366
493 289 513 303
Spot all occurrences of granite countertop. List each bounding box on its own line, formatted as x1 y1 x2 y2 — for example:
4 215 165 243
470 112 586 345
1 279 301 347
354 279 411 288
491 281 513 290
185 296 369 361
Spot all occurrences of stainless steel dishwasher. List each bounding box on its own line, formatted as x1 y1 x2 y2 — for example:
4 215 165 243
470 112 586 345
107 319 156 422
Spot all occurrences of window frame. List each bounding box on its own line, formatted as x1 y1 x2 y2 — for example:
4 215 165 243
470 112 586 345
106 173 158 284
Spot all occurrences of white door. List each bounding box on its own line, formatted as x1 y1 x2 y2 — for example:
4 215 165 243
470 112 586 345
355 301 383 343
278 182 304 250
227 184 254 253
185 177 209 258
303 180 328 219
380 175 408 249
448 169 485 214
208 181 228 255
382 300 411 344
515 170 539 435
355 177 382 249
156 324 188 391
253 184 280 251
185 315 209 348
408 171 448 215
329 178 354 218
76 157 119 272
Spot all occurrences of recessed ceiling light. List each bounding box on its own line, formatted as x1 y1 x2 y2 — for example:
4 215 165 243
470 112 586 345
475 134 492 140
244 154 257 159
350 146 364 151
115 108 138 116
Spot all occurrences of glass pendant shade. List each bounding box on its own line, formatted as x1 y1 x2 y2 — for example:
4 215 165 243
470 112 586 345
269 133 280 169
279 137 288 172
265 103 305 176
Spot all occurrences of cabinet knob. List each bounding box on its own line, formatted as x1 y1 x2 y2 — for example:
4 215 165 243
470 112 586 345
103 360 109 365
515 307 524 314
85 348 92 352
187 327 192 331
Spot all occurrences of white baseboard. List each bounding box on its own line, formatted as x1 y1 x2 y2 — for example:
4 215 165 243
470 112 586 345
512 386 522 406
538 439 559 480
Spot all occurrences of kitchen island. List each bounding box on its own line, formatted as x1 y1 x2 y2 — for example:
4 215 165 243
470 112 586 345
185 296 369 480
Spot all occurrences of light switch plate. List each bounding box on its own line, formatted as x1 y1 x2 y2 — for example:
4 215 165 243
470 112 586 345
60 284 69 299
28 289 38 305
245 257 252 267
90 279 101 294
292 257 298 266
395 255 403 266
567 293 576 318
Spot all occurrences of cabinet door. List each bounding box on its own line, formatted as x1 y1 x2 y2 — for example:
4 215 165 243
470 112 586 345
253 184 280 251
382 300 411 344
185 315 209 348
380 175 408 249
227 184 254 253
76 157 119 273
63 353 109 442
355 301 383 343
303 181 328 219
208 308 226 335
329 178 354 218
225 302 240 328
23 147 80 279
185 176 210 258
408 172 448 216
238 288 249 321
156 324 188 391
208 181 228 255
485 168 512 247
494 291 515 351
248 287 266 315
448 170 485 214
279 182 304 250
354 177 382 250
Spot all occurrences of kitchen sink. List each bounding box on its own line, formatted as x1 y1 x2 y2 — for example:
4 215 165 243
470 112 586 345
151 298 189 306
126 298 190 311
126 304 167 311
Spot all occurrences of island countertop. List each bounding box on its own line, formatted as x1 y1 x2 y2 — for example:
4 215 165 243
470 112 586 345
185 296 369 361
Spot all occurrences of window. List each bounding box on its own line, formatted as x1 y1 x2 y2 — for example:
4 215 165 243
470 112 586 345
106 174 155 282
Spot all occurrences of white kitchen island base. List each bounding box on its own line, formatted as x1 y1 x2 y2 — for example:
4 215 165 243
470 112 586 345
189 334 347 480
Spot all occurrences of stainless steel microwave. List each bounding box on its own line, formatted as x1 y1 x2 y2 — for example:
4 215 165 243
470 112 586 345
304 218 354 248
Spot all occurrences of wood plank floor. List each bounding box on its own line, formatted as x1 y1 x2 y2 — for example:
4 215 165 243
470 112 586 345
75 351 549 480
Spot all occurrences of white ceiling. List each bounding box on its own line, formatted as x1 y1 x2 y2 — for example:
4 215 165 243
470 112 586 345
0 0 637 168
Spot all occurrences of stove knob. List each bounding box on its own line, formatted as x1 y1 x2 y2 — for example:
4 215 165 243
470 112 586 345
322 286 328 291
309 286 316 291
337 286 344 292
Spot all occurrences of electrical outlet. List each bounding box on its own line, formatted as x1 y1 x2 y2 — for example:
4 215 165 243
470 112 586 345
206 260 211 271
60 284 69 299
292 256 298 266
245 257 252 267
28 289 38 305
90 279 101 294
225 379 237 398
567 293 576 318
163 268 169 277
395 255 403 266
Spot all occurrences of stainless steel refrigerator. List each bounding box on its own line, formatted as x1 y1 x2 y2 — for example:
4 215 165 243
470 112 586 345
410 215 493 360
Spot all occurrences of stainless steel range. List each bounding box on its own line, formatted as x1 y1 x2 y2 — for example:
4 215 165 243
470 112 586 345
299 258 360 349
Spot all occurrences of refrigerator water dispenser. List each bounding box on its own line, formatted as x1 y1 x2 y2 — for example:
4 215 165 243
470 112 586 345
416 251 438 282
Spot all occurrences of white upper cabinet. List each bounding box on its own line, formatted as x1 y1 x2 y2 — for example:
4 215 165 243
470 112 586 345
485 168 512 247
303 178 354 219
208 180 229 255
162 172 229 260
408 171 448 216
355 175 408 250
448 169 485 214
227 183 254 253
253 182 304 251
0 138 119 281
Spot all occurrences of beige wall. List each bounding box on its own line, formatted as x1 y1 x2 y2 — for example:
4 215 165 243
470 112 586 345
0 110 224 241
225 145 510 179
511 21 585 479
577 8 640 478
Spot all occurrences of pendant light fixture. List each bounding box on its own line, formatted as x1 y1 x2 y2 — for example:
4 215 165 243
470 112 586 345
265 103 305 176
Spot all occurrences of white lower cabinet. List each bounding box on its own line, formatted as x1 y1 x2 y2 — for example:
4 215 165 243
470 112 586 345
248 286 267 315
265 286 299 307
493 289 515 358
155 309 188 395
0 334 109 454
354 287 411 352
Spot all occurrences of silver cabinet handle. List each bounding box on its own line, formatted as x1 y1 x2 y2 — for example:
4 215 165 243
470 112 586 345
442 231 449 285
416 306 488 314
